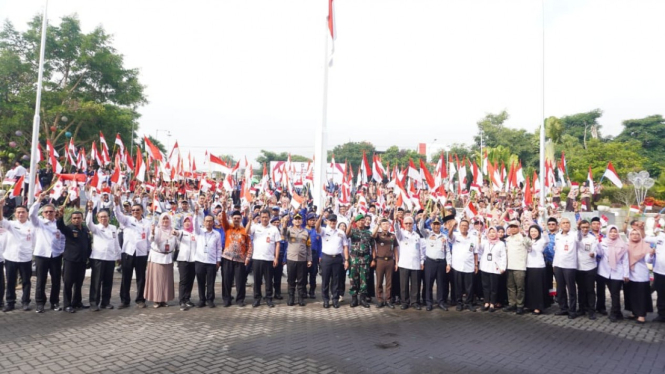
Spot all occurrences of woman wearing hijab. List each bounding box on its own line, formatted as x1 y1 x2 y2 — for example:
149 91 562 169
495 226 508 308
596 225 629 322
525 225 550 315
625 229 654 324
478 226 506 312
146 213 177 308
175 215 197 311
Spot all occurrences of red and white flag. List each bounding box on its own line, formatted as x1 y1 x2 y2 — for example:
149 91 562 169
630 205 640 214
419 159 435 190
99 131 111 165
115 133 125 154
464 202 478 219
587 166 594 192
645 202 653 211
134 146 146 182
600 214 609 227
372 154 385 183
46 139 63 173
143 136 163 162
327 0 336 66
602 161 623 189
9 175 24 198
209 154 231 174
407 159 420 183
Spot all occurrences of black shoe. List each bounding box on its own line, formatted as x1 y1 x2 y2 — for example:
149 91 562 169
588 312 597 320
92 305 100 312
64 306 75 313
467 305 477 312
652 316 665 323
22 303 31 311
309 294 316 299
197 302 207 308
223 300 232 308
136 302 146 309
555 310 569 316
503 305 517 313
438 302 449 311
180 303 189 311
208 302 216 308
609 314 618 322
253 300 261 308
636 319 646 325
101 304 114 310
597 309 608 316
323 300 330 308
359 295 370 308
426 305 433 311
298 299 306 307
456 304 463 311
394 298 401 305
332 300 340 309
489 306 496 313
616 313 624 320
267 300 275 308
400 304 408 310
185 301 195 308
413 303 422 311
568 312 577 320
577 310 587 316
36 305 45 314
117 303 130 310
516 307 524 315
51 303 62 311
237 301 246 307
74 304 90 309
376 302 385 309
274 295 283 300
351 296 358 308
386 302 395 309
287 295 295 306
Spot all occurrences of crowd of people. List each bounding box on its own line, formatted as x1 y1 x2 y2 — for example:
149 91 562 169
0 163 663 327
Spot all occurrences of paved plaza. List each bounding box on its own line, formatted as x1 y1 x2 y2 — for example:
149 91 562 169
0 273 664 374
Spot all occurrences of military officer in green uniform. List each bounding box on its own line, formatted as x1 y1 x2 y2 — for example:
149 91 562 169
345 214 375 308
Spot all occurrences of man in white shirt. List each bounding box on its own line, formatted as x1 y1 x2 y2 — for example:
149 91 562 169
448 219 479 312
0 199 34 312
250 209 281 308
395 215 425 310
114 193 151 309
503 220 530 315
193 214 222 307
645 230 665 322
553 218 582 319
86 201 121 311
420 216 450 312
30 193 66 313
575 220 598 320
316 212 348 309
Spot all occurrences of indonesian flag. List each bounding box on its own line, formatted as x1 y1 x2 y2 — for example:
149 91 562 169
209 154 231 174
407 158 420 183
124 149 134 171
143 136 163 162
232 156 249 175
629 205 640 214
152 196 162 214
472 161 483 186
99 131 111 165
90 141 102 166
46 139 63 173
327 0 336 66
89 171 101 191
470 183 481 195
199 178 214 193
393 176 412 210
66 139 77 165
602 162 623 189
457 155 467 187
37 143 45 162
50 177 64 200
464 202 478 219
168 141 180 167
561 151 567 175
600 214 609 227
135 146 146 182
356 194 368 215
581 202 588 211
110 166 122 186
645 202 653 211
419 159 436 190
372 154 385 183
557 161 566 187
516 161 525 185
115 133 125 154
434 152 446 187
448 154 456 181
587 166 594 192
223 174 235 192
524 177 532 205
9 175 24 198
77 148 87 171
533 171 541 195
33 175 42 198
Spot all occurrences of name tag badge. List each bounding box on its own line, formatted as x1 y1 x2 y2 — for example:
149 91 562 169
487 253 492 261
585 244 590 252
55 232 61 239
290 238 296 243
191 235 196 241
142 232 146 240
112 232 117 239
165 243 170 252
73 232 78 238
266 237 271 243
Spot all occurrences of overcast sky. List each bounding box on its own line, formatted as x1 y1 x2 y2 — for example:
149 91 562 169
2 0 664 166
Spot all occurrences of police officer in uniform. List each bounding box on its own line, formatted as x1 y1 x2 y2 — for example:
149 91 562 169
420 215 450 311
282 213 312 306
372 218 398 309
56 209 92 313
304 213 321 299
316 212 347 308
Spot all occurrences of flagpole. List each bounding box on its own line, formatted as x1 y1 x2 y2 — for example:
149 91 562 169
314 10 330 211
539 0 546 209
27 0 48 206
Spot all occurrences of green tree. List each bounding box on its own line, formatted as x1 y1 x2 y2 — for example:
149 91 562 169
430 143 473 164
561 138 645 183
614 114 665 177
558 109 603 147
327 141 375 172
473 111 539 168
255 150 310 165
545 116 564 144
0 14 146 164
381 145 426 170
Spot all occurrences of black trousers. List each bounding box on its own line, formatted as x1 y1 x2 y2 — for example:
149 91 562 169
120 253 148 305
320 254 343 301
5 260 32 306
595 273 607 312
253 259 274 300
273 263 284 296
367 266 376 298
287 260 307 299
481 271 500 305
89 259 115 306
34 255 62 306
63 260 86 308
575 268 596 313
445 268 455 304
606 278 624 317
454 270 474 306
545 262 554 297
424 258 448 306
554 267 577 312
195 262 217 302
391 266 401 301
305 251 319 295
0 262 4 306
178 261 196 304
654 272 665 317
222 260 246 303
399 267 420 305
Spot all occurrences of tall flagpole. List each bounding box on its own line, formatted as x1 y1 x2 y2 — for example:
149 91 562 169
539 0 546 208
314 6 331 210
28 0 48 206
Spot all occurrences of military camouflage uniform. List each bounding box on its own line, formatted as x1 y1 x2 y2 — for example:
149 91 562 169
348 228 374 296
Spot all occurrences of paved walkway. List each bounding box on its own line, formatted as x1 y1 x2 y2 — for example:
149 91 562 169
0 273 663 374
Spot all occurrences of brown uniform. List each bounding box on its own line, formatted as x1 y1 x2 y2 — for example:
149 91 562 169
373 231 399 303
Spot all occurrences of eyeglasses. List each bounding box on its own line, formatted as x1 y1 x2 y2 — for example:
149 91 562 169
43 211 54 214
131 209 142 212
404 222 413 225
